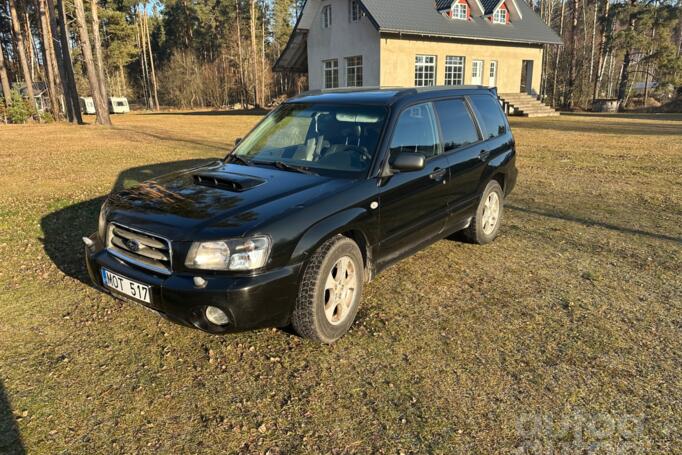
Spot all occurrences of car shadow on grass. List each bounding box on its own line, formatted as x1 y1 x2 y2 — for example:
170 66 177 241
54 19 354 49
40 158 219 286
0 380 25 455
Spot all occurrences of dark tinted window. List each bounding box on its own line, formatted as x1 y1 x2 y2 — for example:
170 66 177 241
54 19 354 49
434 99 480 152
469 95 506 139
389 103 439 159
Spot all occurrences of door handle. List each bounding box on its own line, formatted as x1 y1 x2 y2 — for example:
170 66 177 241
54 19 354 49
429 168 447 181
479 150 491 161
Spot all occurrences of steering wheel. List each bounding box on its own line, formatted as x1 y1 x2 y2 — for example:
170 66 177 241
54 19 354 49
341 144 372 162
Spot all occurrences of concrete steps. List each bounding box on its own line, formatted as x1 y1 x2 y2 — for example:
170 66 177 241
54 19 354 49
498 93 559 117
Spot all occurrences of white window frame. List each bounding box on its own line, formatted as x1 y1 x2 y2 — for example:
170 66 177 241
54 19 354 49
415 55 436 87
349 0 361 22
445 56 465 85
323 59 339 88
451 2 468 20
345 55 363 87
322 4 332 28
492 7 507 24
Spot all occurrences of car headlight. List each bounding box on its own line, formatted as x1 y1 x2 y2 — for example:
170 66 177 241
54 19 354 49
98 202 108 241
185 236 271 271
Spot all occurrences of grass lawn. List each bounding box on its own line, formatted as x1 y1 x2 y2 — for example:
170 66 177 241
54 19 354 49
0 111 680 454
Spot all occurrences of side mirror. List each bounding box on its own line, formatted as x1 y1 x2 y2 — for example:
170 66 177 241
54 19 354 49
234 137 242 146
391 152 425 172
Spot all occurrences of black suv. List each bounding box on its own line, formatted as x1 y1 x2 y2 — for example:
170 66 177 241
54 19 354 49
84 87 517 343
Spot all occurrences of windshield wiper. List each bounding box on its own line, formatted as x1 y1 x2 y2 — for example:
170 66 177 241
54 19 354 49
227 154 251 166
253 160 316 175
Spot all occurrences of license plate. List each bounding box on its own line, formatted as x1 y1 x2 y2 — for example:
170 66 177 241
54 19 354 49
101 268 151 304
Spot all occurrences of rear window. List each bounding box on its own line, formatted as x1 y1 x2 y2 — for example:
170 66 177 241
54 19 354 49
469 95 506 139
434 99 480 152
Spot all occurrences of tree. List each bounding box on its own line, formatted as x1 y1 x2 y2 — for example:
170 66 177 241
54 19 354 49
0 41 11 105
8 0 36 109
592 0 611 100
38 0 61 118
73 0 111 124
250 0 260 107
564 0 580 108
91 0 108 103
617 0 640 107
50 0 82 123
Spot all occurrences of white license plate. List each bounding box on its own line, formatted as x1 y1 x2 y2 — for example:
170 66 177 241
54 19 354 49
101 268 151 304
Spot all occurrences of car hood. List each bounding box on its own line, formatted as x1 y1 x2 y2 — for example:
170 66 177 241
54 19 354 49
106 161 352 241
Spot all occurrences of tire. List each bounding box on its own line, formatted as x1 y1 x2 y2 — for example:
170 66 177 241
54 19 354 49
463 180 505 245
292 235 364 343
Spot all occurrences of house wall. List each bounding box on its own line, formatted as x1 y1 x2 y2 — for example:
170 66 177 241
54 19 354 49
307 0 380 89
379 34 544 94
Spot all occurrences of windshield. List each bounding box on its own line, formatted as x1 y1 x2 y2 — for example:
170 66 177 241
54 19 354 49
231 103 388 177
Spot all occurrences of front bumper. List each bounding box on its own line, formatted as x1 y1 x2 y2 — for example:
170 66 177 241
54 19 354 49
84 234 302 334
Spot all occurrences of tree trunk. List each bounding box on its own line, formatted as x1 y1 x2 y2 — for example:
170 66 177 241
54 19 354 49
143 9 159 110
137 11 152 109
565 0 579 109
0 44 12 105
50 0 82 123
235 0 246 108
250 0 260 107
90 0 108 104
617 0 638 109
38 0 60 118
552 0 566 106
25 12 38 81
592 0 610 100
261 7 266 104
8 0 36 108
588 1 597 83
73 0 111 125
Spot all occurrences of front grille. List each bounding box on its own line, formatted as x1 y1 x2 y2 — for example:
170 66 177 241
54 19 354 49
106 223 172 275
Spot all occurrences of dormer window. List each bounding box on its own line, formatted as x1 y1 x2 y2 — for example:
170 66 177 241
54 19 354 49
451 2 468 20
322 4 332 28
492 6 507 24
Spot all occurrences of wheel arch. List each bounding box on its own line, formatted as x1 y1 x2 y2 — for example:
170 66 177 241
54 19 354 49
290 208 374 281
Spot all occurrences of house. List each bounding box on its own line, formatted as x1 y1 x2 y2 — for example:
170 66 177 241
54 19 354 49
18 82 50 112
274 0 561 96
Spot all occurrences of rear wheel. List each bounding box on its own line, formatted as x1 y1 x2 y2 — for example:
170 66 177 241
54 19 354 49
464 180 504 244
292 235 364 343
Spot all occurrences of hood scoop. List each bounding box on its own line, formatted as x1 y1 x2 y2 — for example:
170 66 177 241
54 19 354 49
193 172 266 192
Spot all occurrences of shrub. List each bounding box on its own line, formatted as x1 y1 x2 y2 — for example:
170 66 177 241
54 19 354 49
40 111 55 123
6 90 35 124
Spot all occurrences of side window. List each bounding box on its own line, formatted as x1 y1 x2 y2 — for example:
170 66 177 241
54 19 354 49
469 94 506 139
389 103 439 160
434 99 480 152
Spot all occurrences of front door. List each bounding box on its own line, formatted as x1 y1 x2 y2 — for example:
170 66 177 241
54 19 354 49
488 61 498 88
471 60 484 85
520 60 533 94
378 103 450 266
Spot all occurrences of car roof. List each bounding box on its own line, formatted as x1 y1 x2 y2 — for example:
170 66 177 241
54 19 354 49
287 86 497 107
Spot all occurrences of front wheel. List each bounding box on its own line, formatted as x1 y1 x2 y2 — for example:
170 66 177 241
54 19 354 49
463 180 504 244
292 235 364 343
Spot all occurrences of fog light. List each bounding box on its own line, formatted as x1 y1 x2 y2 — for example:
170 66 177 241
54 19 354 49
205 306 229 326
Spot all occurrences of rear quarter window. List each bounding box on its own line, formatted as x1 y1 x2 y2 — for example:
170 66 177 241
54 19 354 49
434 99 480 152
469 94 507 139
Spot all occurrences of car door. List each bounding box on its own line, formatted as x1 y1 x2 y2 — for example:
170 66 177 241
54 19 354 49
432 98 486 226
377 102 451 265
